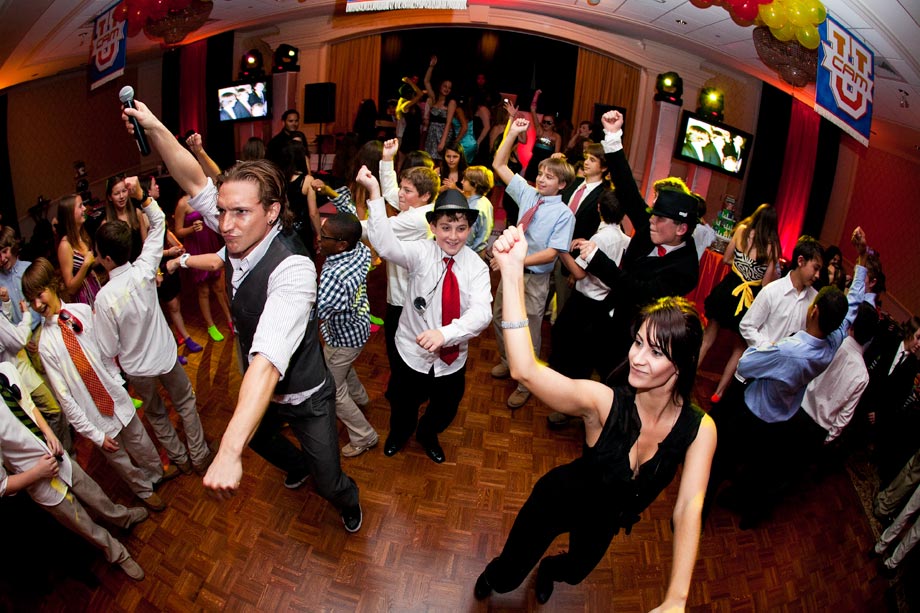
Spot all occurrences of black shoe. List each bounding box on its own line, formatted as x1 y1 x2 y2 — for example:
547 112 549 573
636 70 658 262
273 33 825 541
535 558 555 604
877 559 897 580
284 471 310 489
418 435 445 464
474 572 493 600
384 436 404 457
342 504 362 533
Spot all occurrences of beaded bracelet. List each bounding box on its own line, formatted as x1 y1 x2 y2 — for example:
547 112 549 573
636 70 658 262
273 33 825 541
499 320 529 329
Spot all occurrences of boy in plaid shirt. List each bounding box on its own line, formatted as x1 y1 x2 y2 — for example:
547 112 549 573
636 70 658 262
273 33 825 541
316 210 378 457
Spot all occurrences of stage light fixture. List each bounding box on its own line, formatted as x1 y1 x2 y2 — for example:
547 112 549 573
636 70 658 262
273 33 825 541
697 87 725 121
273 44 301 73
239 49 264 79
654 72 683 105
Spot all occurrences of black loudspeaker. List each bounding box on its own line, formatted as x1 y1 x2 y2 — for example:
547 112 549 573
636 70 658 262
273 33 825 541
303 82 336 124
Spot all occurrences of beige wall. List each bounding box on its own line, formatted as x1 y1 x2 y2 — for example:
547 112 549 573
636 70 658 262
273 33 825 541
8 59 163 224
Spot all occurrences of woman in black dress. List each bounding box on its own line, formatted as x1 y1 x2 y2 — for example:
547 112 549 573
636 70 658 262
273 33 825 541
476 226 717 609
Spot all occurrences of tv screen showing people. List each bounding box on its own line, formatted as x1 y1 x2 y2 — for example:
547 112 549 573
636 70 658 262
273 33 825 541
674 111 753 178
216 81 270 123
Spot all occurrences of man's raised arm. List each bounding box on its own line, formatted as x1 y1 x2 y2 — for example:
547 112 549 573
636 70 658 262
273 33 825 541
122 99 209 198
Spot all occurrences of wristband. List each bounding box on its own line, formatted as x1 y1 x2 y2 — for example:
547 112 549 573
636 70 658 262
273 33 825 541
130 187 149 207
178 253 191 269
499 320 529 329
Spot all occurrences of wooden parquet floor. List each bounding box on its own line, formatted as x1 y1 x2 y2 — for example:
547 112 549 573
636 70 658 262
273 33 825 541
0 263 894 612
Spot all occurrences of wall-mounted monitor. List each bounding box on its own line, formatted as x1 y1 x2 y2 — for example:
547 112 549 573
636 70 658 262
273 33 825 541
215 80 271 123
674 110 754 178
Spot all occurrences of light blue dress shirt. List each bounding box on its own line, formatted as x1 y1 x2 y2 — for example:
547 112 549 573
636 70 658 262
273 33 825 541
737 264 867 423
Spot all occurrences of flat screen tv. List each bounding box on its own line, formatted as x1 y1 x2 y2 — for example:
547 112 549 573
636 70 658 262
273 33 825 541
673 110 753 178
215 80 271 123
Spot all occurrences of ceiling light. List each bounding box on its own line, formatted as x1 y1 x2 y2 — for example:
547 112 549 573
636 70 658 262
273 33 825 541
898 89 910 109
675 19 687 25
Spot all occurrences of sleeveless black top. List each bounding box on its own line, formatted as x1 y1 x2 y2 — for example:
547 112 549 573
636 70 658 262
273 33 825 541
581 386 705 533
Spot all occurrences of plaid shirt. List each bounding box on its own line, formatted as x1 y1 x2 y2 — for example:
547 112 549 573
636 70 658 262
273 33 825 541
330 186 356 215
318 236 371 349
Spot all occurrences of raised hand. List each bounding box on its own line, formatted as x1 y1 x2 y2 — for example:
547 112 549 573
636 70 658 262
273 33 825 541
508 117 530 136
186 133 204 153
382 138 399 161
601 110 624 133
354 165 380 199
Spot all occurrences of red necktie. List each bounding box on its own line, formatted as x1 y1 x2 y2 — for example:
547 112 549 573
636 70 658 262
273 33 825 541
58 312 115 417
657 245 667 257
517 197 544 232
440 257 460 365
569 184 586 214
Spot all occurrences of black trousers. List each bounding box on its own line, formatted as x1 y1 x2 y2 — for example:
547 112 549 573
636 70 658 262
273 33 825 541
383 303 403 401
549 291 616 381
705 378 795 518
484 459 619 592
248 370 359 512
386 351 466 444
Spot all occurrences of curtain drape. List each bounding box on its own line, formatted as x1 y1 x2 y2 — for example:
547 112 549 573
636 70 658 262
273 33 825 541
178 40 208 137
774 98 820 259
570 48 640 153
328 36 381 134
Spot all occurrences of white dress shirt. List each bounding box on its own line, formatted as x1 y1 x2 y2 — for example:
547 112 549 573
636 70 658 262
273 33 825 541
739 274 817 348
0 362 73 506
366 197 492 376
361 203 433 308
189 179 318 399
574 222 630 301
93 199 175 377
39 302 135 447
801 335 869 442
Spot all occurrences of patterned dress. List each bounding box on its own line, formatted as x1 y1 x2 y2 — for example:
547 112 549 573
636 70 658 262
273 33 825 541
704 247 768 331
70 250 101 307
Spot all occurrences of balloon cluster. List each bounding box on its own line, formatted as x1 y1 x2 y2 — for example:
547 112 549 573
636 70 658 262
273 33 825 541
113 0 197 38
689 0 826 50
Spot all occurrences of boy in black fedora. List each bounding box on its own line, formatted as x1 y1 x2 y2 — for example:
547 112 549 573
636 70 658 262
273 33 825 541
359 167 492 464
571 110 700 380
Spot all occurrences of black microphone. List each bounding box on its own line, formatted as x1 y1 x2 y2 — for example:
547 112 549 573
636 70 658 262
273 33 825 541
119 86 151 156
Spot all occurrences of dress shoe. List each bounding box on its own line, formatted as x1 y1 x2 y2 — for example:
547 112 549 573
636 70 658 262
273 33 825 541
535 558 555 604
384 436 405 457
140 492 166 512
474 572 493 600
490 362 510 379
119 557 145 581
176 460 193 475
418 435 445 464
507 389 531 409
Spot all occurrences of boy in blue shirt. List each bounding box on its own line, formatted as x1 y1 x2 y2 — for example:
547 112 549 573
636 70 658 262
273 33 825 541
490 117 575 409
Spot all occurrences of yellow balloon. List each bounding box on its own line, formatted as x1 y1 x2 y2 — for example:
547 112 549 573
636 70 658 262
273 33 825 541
796 24 820 49
787 1 811 28
771 22 797 42
808 1 827 24
759 2 787 29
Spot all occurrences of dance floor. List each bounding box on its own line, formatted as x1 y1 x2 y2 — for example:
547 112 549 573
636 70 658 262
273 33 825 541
0 261 898 612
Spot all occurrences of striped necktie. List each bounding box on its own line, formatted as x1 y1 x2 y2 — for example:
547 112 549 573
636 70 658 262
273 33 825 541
1 374 42 438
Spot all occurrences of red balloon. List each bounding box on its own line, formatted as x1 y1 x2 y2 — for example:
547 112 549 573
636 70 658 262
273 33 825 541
167 0 193 9
735 0 760 20
757 0 772 4
126 15 144 38
689 0 713 8
113 3 129 22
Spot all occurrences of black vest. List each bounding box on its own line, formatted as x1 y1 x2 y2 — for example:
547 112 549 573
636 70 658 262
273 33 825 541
225 231 325 395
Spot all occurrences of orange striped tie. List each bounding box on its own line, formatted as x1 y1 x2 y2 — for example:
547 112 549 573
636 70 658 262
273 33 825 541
58 313 116 417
